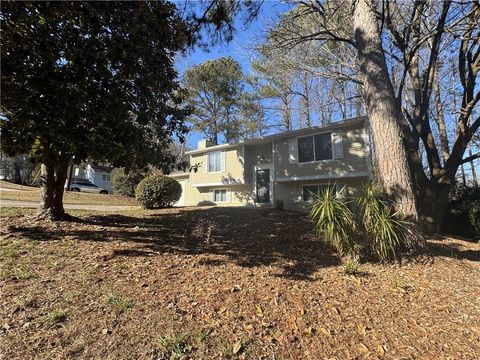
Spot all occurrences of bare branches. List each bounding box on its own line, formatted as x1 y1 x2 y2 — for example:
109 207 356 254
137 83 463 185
272 1 356 49
460 152 480 165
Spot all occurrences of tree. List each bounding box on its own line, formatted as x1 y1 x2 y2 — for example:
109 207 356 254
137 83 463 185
250 47 296 131
251 7 364 131
1 2 191 219
259 0 480 232
183 56 263 144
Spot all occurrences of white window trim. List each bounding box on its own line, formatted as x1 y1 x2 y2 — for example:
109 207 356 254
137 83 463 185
207 150 224 173
213 188 229 203
297 131 334 164
301 183 338 203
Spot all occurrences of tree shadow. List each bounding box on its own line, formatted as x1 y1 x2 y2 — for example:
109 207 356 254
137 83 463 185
7 207 341 280
428 239 480 262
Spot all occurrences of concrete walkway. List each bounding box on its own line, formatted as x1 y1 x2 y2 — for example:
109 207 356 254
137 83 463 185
0 199 138 212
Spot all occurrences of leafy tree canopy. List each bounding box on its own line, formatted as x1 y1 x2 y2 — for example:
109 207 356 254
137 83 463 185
183 56 265 144
1 1 191 173
0 1 193 218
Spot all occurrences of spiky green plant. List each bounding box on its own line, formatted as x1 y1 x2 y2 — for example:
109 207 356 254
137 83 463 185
357 183 415 260
309 186 358 257
310 182 421 262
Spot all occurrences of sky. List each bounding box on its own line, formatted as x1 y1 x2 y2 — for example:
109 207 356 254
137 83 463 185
175 2 291 149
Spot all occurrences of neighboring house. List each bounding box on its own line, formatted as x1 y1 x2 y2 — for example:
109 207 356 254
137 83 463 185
170 116 372 211
71 164 113 192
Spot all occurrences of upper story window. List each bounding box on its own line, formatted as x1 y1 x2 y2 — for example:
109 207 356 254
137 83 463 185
208 151 222 172
298 133 332 163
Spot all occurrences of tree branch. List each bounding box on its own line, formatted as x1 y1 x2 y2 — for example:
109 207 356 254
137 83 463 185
460 152 480 164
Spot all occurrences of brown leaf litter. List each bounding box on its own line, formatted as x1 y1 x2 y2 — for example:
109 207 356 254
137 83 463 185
0 207 479 359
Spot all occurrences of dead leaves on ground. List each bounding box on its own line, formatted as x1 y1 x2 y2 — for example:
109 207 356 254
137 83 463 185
1 208 480 359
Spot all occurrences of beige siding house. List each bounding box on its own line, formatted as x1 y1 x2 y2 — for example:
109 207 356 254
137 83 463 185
170 116 371 211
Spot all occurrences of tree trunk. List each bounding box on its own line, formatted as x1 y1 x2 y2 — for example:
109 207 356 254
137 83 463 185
460 164 467 186
417 181 451 233
469 146 478 188
37 150 69 220
302 73 311 127
433 69 450 164
352 0 418 221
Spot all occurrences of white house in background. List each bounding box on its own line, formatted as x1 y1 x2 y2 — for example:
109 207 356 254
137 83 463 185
72 164 113 192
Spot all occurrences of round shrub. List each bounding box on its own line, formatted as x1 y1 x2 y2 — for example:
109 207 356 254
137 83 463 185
135 174 181 209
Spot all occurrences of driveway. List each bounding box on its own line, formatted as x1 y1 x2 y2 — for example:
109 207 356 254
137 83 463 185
0 199 138 211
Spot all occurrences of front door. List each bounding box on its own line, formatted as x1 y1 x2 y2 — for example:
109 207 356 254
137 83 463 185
256 169 270 203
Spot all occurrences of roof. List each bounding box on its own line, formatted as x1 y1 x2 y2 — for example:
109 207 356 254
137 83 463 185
90 164 113 173
186 116 367 155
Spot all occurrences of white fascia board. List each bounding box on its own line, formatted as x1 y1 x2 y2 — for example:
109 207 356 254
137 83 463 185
192 181 245 188
169 173 190 178
275 171 370 183
186 143 234 155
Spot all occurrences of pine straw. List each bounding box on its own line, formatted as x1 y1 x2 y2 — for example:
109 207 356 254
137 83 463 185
1 207 479 359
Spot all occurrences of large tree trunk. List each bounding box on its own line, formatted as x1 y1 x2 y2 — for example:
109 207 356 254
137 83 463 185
417 181 451 233
37 150 69 220
352 0 418 221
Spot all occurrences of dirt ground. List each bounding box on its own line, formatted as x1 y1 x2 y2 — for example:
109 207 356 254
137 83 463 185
1 207 479 359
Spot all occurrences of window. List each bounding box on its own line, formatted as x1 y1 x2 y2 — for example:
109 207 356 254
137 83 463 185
102 174 111 182
208 151 222 172
314 133 332 160
214 189 227 202
302 184 336 202
298 136 314 163
298 133 332 163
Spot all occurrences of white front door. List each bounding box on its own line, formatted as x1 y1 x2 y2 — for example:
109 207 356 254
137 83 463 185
175 180 186 206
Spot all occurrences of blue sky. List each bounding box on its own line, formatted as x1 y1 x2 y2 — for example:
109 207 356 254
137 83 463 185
175 2 291 149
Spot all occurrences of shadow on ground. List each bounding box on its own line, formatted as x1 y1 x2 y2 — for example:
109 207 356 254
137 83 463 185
429 240 480 261
7 207 341 280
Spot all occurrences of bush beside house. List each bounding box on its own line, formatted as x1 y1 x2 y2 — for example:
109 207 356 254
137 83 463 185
135 174 182 209
111 168 145 197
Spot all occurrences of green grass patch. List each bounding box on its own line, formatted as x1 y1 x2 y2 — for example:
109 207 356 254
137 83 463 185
156 333 192 359
41 310 67 325
0 207 36 217
0 181 137 206
343 258 367 276
105 294 133 312
0 262 35 281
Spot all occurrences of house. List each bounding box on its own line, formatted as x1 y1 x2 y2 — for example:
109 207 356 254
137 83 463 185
170 116 371 211
71 164 113 192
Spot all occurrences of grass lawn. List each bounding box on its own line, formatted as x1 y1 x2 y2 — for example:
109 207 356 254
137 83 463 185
0 180 137 206
1 207 479 359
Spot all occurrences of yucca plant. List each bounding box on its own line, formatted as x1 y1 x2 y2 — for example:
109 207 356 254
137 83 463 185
310 182 421 262
309 186 359 257
357 183 414 261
